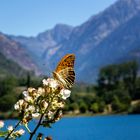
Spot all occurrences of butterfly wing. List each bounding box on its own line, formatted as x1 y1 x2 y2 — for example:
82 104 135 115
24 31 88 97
55 54 75 72
53 54 75 89
53 67 75 88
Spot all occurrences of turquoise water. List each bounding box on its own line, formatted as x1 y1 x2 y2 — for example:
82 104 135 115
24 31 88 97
2 115 140 140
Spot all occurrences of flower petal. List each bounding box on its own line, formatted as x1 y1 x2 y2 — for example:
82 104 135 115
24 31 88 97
60 89 71 100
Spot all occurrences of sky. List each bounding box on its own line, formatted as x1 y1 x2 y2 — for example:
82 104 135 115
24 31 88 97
0 0 117 36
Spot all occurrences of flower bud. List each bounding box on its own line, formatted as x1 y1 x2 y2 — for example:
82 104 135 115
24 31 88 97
32 113 40 118
8 125 13 131
17 129 25 135
24 96 33 103
22 91 28 97
0 120 4 128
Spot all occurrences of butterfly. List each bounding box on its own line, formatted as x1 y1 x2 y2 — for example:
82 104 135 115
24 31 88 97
53 54 75 89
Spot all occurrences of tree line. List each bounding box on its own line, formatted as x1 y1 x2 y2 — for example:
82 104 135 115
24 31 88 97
0 61 140 117
64 61 140 115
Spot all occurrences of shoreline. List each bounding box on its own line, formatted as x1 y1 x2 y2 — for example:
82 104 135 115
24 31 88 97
0 111 137 120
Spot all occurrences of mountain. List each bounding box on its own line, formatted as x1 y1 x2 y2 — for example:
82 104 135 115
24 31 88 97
49 0 140 82
10 24 73 59
0 52 28 77
0 33 40 75
9 24 73 74
5 0 140 82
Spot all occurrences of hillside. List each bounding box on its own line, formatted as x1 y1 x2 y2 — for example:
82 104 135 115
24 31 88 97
0 52 28 77
0 33 40 75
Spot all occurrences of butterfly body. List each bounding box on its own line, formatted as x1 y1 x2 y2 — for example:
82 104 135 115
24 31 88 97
53 54 75 89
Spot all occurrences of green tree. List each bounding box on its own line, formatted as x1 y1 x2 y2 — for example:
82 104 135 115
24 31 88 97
98 64 120 90
79 102 88 113
111 93 131 112
0 94 16 112
0 76 17 97
26 72 31 88
90 103 99 113
119 61 138 99
68 102 79 112
0 76 18 111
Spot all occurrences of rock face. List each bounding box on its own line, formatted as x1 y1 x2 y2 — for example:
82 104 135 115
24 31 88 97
0 33 40 75
3 0 140 82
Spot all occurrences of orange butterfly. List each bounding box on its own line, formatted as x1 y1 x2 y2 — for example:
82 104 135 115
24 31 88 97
53 54 75 89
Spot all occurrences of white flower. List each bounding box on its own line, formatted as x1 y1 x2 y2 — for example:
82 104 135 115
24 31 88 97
14 104 19 110
42 100 48 108
43 78 59 88
17 129 25 135
42 79 48 86
49 79 59 88
18 99 24 106
0 120 4 128
37 87 45 96
14 99 24 110
32 113 40 118
26 105 35 112
8 125 13 131
48 111 54 119
22 91 28 97
60 89 71 100
24 95 33 102
28 87 36 93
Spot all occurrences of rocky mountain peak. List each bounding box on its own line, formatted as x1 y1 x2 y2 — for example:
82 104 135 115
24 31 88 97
37 24 73 43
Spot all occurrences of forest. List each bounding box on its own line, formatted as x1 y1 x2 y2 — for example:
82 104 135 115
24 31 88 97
0 60 140 118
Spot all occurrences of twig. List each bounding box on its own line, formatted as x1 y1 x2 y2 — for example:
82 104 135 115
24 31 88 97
29 95 55 140
5 120 21 140
29 114 44 140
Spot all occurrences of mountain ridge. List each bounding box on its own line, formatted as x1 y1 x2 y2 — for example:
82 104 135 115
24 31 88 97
1 0 140 82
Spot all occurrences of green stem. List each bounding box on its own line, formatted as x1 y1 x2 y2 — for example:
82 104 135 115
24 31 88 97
24 124 31 133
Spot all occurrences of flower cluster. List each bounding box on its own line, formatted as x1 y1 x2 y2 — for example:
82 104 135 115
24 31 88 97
14 78 71 125
7 126 25 139
0 77 72 139
0 121 25 139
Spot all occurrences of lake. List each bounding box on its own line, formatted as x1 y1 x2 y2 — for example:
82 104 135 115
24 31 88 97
2 115 140 140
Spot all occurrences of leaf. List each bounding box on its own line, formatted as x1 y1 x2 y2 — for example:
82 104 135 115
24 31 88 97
42 121 52 128
0 131 8 137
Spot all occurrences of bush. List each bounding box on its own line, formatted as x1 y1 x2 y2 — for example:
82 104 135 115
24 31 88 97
98 101 106 112
0 94 16 112
90 103 99 113
68 103 79 111
0 76 18 112
0 76 17 97
111 95 130 112
79 102 88 113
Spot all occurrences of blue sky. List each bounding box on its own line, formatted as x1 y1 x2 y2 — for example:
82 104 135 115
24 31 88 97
0 0 117 36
